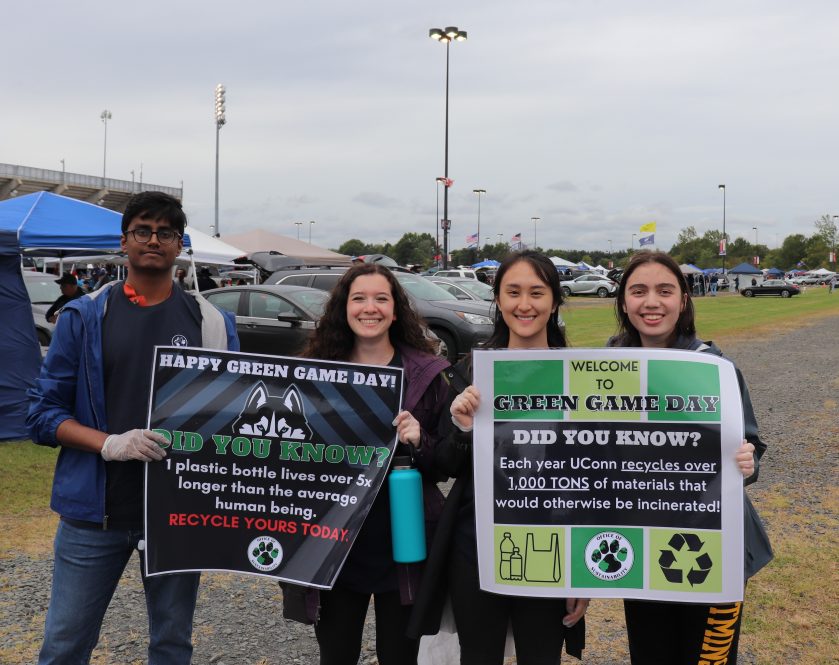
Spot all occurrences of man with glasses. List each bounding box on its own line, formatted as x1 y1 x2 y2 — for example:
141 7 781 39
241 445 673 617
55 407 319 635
28 191 239 664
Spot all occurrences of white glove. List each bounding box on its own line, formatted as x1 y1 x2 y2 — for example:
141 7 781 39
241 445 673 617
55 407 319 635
101 429 168 462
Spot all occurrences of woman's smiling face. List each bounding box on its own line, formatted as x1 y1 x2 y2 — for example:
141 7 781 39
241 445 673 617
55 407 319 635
345 273 396 343
622 262 686 348
496 260 556 349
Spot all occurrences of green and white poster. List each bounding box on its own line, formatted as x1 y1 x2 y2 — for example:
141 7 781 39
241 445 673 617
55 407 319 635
473 348 745 603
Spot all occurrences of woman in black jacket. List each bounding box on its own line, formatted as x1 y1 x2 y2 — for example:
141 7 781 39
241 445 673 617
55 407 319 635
414 251 588 664
607 250 771 664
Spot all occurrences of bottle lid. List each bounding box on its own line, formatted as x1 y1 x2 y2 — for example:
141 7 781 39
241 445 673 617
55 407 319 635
391 455 413 470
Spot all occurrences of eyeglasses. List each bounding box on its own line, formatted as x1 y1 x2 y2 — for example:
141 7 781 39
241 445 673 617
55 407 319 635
125 227 182 244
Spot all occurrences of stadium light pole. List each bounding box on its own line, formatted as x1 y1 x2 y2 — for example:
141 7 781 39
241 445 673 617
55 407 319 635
309 220 316 244
295 221 302 240
435 177 446 265
429 25 467 269
100 110 112 182
473 189 486 252
719 184 726 275
214 84 227 237
631 233 637 252
531 217 540 249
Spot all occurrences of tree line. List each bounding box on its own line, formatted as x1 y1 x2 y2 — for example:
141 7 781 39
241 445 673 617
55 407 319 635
333 217 838 272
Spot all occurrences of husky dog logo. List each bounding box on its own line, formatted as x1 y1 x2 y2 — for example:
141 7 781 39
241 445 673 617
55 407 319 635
233 382 312 440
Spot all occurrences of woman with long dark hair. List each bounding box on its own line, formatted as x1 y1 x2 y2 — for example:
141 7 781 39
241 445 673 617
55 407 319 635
293 263 451 665
413 250 587 664
609 250 771 663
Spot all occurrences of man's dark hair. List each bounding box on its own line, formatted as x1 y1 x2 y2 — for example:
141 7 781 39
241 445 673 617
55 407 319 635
121 191 187 235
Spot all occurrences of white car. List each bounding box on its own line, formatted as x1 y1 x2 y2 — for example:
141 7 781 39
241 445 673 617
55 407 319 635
435 269 477 280
560 274 618 298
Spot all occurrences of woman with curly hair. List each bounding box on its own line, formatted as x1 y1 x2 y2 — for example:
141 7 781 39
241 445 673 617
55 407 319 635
297 263 451 665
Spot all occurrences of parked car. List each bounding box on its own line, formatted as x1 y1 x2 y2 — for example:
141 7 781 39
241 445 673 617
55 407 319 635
740 280 801 298
201 284 329 355
435 268 478 280
391 272 494 358
263 266 348 292
265 267 494 359
22 270 60 345
560 274 618 298
428 276 494 301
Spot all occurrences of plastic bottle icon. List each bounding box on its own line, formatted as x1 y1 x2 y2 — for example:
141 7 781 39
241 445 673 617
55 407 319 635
510 547 523 581
499 532 515 580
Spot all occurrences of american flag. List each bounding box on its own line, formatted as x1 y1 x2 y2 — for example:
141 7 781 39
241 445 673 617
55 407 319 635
442 178 454 187
511 232 521 242
466 233 478 247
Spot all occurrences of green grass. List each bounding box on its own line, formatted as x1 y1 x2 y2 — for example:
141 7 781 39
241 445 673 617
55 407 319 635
0 440 57 515
562 286 839 347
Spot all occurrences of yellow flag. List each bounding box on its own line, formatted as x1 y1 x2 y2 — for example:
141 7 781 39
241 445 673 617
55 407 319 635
640 222 656 233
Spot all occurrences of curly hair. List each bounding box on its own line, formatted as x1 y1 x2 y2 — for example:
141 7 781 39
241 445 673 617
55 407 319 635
611 250 696 347
484 250 567 349
302 264 437 360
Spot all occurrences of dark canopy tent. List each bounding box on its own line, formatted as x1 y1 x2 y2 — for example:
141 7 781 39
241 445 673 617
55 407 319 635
728 262 762 274
0 193 131 439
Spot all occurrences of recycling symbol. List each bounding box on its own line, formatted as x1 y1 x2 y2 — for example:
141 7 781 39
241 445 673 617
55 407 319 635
658 533 713 586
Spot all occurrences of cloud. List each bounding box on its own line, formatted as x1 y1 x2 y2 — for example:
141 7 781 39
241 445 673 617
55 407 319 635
352 192 402 209
547 180 579 193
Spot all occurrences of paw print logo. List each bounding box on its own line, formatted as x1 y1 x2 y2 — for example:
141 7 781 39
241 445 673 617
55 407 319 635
247 536 283 572
584 532 634 581
171 334 188 347
590 538 629 573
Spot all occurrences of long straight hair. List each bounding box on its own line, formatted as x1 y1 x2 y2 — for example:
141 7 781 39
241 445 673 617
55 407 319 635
484 250 567 349
612 250 696 347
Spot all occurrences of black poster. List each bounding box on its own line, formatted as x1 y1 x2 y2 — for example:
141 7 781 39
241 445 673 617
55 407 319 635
143 347 403 588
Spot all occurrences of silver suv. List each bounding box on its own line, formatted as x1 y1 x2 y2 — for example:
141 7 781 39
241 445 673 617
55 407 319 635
560 274 618 298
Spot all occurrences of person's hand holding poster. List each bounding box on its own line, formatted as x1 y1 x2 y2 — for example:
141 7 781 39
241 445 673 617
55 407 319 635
472 348 745 603
143 347 403 589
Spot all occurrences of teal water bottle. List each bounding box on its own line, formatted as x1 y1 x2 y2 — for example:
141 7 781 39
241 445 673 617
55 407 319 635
388 456 427 563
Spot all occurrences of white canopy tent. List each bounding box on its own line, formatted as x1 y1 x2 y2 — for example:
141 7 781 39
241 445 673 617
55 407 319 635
180 227 246 265
549 256 577 268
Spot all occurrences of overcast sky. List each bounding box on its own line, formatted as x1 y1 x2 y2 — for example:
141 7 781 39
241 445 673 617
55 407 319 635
4 0 837 253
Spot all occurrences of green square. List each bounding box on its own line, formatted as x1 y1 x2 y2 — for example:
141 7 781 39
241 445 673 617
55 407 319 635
570 527 644 589
649 529 722 592
648 360 721 422
494 526 566 587
493 360 565 420
568 357 642 421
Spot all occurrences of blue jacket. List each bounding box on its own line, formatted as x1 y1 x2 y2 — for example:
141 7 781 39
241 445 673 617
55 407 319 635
27 281 239 523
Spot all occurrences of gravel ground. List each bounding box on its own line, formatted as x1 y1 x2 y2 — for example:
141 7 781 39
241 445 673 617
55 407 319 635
3 311 837 664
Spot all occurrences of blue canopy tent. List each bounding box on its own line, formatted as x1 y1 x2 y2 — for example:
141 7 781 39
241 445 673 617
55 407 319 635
765 267 784 277
472 259 500 268
0 192 190 440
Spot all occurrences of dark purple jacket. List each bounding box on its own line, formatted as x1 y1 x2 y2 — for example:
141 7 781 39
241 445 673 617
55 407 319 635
283 345 450 624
